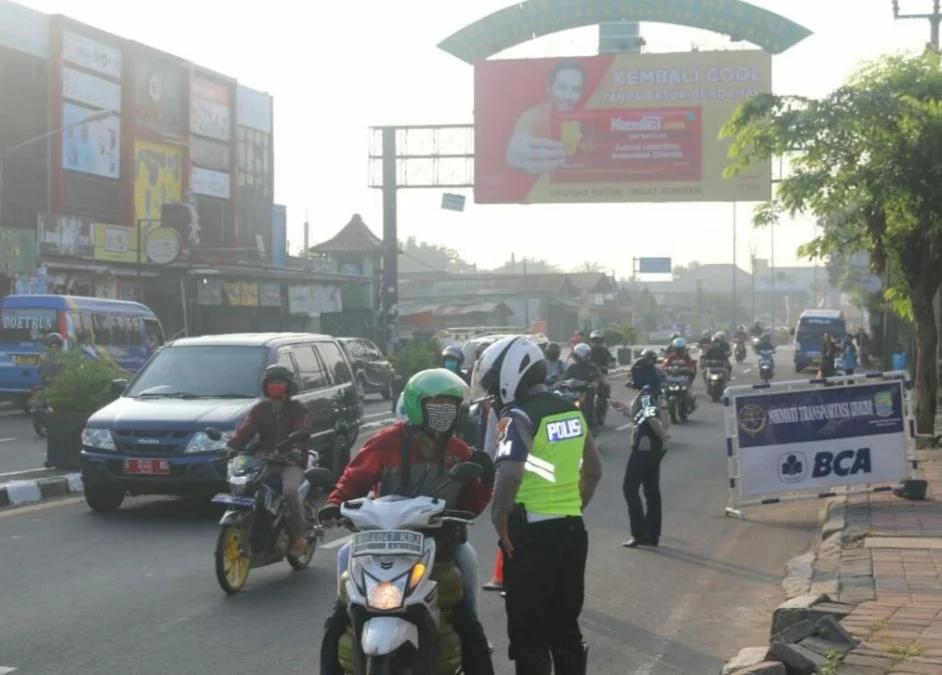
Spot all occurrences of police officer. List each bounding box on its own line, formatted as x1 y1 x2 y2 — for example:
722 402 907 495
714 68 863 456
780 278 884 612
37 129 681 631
622 362 670 548
474 336 603 675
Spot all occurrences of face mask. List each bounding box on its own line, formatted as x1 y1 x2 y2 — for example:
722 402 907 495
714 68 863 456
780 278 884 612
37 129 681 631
266 383 287 398
424 402 458 433
443 359 459 372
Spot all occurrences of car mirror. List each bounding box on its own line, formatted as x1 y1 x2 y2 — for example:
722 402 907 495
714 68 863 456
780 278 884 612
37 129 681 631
110 378 129 397
205 427 223 441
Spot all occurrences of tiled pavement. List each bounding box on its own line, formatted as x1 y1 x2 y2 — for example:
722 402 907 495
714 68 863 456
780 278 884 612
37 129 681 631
828 445 942 673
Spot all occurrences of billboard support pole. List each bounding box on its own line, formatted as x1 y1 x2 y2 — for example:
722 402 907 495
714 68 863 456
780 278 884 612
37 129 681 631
732 202 737 331
381 127 399 355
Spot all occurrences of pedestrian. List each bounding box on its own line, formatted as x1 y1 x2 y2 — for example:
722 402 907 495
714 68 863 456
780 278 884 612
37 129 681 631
476 335 602 675
819 337 837 378
622 353 670 548
843 337 858 375
891 343 908 373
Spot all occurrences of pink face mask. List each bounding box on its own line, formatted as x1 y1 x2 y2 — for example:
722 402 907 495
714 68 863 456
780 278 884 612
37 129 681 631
266 383 287 398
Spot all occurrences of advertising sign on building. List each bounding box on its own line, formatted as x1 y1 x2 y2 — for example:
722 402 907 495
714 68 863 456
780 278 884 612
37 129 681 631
0 227 37 274
62 67 121 111
272 204 287 267
62 31 121 79
133 140 183 222
37 213 94 258
191 136 230 172
191 76 231 141
0 0 48 58
191 166 231 200
473 50 772 204
236 84 272 133
62 102 120 179
134 57 184 134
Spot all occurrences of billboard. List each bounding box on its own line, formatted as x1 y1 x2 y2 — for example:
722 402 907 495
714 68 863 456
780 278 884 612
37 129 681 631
62 102 120 179
133 140 183 222
191 76 231 141
474 50 772 204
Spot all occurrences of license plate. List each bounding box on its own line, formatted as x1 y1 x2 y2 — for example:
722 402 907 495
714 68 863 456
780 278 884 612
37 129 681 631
124 458 170 475
13 354 39 366
211 494 255 507
352 530 423 557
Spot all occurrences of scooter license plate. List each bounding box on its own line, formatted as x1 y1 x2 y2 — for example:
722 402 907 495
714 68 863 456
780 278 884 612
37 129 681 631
352 530 424 557
211 494 255 507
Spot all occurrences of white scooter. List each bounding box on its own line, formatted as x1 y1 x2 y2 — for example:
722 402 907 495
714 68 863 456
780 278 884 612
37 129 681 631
308 462 482 675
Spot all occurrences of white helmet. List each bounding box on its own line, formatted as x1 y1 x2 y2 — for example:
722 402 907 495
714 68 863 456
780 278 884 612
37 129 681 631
714 331 727 342
472 335 545 408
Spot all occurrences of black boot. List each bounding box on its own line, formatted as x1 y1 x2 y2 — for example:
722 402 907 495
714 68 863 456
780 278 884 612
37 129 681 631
552 644 588 675
513 653 553 675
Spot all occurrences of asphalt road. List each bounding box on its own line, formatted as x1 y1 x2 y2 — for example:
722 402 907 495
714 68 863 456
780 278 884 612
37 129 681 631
0 394 397 480
0 353 821 675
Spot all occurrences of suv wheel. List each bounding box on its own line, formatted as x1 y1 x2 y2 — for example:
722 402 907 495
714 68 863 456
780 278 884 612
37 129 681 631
84 485 125 512
381 381 392 401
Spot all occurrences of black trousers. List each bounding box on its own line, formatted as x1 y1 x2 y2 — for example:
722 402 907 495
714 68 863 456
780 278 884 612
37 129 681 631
622 445 665 542
319 596 494 675
502 516 588 664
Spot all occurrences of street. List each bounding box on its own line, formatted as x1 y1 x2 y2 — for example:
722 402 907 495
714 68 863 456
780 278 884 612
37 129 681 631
0 356 821 675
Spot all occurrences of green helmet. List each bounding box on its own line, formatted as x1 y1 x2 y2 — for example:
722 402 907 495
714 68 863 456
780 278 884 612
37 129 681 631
401 368 470 426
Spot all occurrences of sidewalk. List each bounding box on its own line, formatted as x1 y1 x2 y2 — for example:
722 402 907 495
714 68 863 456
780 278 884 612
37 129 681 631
821 441 942 673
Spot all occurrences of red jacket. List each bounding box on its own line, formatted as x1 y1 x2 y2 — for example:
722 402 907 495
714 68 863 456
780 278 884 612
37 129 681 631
229 399 311 463
663 351 696 374
327 421 490 516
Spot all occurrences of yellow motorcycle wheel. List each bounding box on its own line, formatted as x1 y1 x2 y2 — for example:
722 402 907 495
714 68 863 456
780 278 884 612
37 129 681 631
214 524 251 594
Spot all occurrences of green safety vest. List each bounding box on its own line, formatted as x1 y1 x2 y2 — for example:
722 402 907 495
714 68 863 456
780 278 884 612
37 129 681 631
514 394 586 517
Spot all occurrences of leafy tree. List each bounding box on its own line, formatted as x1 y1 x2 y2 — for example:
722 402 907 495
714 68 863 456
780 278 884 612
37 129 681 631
721 51 942 433
398 236 475 274
489 258 560 274
573 261 603 273
672 260 701 279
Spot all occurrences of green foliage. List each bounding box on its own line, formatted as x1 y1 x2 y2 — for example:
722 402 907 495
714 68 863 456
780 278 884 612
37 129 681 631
489 258 560 274
388 339 443 382
44 350 128 414
398 237 474 274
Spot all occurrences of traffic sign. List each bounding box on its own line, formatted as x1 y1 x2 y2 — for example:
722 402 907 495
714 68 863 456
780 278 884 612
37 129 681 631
441 193 466 212
860 274 883 294
638 257 671 274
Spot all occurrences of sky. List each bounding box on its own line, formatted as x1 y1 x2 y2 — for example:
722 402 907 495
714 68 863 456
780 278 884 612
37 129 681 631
16 0 937 278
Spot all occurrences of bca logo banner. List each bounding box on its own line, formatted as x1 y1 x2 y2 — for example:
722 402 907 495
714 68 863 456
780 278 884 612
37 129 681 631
547 418 583 442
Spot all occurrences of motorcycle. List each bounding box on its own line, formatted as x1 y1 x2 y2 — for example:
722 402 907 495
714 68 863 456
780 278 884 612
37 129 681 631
552 378 601 436
207 427 324 594
758 351 775 382
734 341 746 364
307 462 483 675
704 359 728 403
664 366 694 423
27 385 49 438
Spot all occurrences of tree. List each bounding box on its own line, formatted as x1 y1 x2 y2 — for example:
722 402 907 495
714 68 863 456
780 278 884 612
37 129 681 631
398 236 475 273
573 261 603 273
489 258 560 274
672 260 701 279
721 51 942 433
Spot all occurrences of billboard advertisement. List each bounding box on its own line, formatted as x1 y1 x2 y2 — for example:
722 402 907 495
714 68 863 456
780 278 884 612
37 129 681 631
62 31 122 80
133 140 183 222
62 102 120 179
191 76 231 141
474 50 772 204
134 56 184 135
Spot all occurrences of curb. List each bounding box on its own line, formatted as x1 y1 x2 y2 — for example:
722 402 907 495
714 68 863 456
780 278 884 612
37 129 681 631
0 472 83 509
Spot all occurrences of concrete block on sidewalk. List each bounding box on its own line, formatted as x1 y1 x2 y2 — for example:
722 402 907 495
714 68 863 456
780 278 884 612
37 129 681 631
727 662 786 675
813 615 857 649
821 497 847 539
771 618 817 645
766 642 830 675
770 593 829 639
720 647 771 675
782 551 816 599
0 473 83 508
810 602 856 623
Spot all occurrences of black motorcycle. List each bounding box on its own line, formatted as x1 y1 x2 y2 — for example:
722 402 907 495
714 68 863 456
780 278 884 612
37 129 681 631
734 341 746 364
703 359 729 403
27 385 49 438
207 427 324 594
552 378 601 436
664 366 694 423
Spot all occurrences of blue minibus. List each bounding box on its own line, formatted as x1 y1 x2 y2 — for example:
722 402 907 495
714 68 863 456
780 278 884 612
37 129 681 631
0 295 164 407
794 308 846 372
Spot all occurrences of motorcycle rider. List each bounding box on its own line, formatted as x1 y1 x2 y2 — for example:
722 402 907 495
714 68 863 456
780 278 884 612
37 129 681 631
564 343 601 382
733 324 749 345
704 334 732 382
749 320 764 338
38 332 65 387
662 338 697 405
544 342 567 384
587 330 613 422
227 364 311 558
318 369 496 675
697 329 712 354
755 333 775 357
629 349 663 398
475 336 603 675
442 344 471 385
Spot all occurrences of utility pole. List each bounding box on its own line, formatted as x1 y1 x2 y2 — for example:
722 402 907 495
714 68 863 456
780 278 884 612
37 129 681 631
732 202 738 331
893 0 942 49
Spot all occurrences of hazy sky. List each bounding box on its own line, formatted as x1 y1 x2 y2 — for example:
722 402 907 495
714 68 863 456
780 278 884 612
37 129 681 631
18 0 934 277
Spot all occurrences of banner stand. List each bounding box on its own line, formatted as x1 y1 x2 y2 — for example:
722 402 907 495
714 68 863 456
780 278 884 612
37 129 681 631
722 371 918 520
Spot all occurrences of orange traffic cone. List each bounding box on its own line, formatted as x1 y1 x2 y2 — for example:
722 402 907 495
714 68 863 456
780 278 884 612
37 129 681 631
482 549 504 591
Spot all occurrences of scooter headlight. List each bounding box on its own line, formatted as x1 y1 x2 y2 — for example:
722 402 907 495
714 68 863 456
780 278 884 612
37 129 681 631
366 578 406 610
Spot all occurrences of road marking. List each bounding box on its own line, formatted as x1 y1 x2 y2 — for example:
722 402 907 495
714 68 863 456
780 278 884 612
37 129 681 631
362 411 392 420
616 422 633 432
742 368 752 374
0 496 84 519
322 534 353 550
0 667 18 674
0 438 15 443
0 468 52 478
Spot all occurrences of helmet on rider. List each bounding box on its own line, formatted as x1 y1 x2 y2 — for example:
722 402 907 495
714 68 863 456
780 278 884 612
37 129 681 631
572 342 592 362
701 329 712 341
43 332 64 349
441 345 464 373
589 329 605 344
737 325 745 332
671 337 687 353
642 348 658 363
713 331 727 343
631 349 661 390
262 364 297 400
545 342 561 361
473 336 546 408
401 368 470 435
670 332 681 342
531 334 549 352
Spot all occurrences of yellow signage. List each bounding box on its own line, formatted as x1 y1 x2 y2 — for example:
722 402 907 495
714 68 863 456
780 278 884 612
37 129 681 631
134 140 183 223
241 282 259 306
93 222 139 263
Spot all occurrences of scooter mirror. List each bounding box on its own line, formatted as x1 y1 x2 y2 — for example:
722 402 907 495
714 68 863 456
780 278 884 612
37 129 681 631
448 461 482 485
288 429 311 444
305 467 336 488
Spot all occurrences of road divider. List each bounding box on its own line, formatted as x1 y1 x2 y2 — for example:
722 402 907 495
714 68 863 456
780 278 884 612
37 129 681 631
0 472 82 509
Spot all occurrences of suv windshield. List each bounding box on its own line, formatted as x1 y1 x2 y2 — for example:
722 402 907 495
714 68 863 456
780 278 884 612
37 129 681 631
126 345 267 398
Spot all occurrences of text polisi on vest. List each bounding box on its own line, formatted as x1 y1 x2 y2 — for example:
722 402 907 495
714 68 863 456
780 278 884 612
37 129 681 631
547 418 583 442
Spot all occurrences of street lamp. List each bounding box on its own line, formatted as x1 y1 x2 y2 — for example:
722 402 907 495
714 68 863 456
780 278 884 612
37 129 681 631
892 0 942 49
0 108 116 227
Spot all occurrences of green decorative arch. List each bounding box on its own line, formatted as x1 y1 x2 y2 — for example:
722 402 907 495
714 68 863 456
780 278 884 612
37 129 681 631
438 0 812 63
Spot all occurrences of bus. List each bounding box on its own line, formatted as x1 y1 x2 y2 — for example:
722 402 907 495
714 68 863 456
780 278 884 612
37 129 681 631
794 308 846 373
0 295 165 407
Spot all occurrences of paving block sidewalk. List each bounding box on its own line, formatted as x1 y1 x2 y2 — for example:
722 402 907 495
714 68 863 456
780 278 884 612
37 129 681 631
825 445 942 673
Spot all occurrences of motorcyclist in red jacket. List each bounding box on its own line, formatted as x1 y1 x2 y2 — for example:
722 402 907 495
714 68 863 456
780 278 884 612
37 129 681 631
662 337 697 379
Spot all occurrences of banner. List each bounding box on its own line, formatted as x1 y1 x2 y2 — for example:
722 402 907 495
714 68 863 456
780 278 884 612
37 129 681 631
474 50 772 204
237 85 272 133
733 382 909 497
62 31 121 79
259 282 281 306
134 56 184 134
191 166 230 199
134 140 183 222
93 222 138 262
63 67 121 111
240 282 259 306
62 103 121 179
191 76 231 141
197 279 222 306
288 285 312 315
223 281 243 305
0 227 37 274
37 213 93 258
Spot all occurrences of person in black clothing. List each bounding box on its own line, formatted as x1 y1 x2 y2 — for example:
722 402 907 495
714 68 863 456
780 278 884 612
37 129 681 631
564 343 601 382
819 336 837 378
622 378 669 548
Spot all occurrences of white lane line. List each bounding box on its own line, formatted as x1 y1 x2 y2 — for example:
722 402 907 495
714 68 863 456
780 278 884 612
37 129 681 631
615 422 633 432
742 368 752 374
0 468 51 478
0 438 15 443
0 667 18 674
322 534 353 550
362 411 393 420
